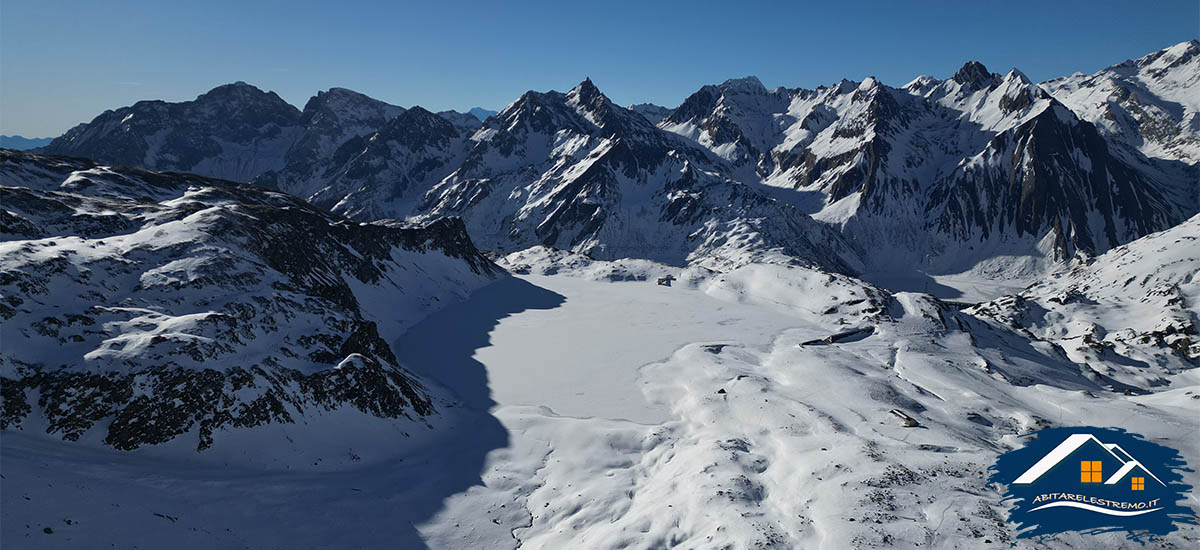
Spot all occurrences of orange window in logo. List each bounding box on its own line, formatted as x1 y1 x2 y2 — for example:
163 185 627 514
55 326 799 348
1132 477 1145 491
1080 461 1103 483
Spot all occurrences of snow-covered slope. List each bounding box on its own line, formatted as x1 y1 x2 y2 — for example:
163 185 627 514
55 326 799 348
969 213 1200 381
0 149 501 465
427 238 1197 549
1042 40 1200 164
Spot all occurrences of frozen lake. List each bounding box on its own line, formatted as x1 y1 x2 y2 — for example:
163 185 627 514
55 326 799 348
395 274 801 424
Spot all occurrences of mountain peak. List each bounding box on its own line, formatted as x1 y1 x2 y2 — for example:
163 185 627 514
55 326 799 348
568 78 614 117
378 105 459 143
397 105 438 119
195 81 289 107
903 75 938 92
834 79 858 94
571 77 603 101
321 87 368 98
1150 39 1200 69
1167 39 1200 57
1002 68 1032 84
203 81 264 95
298 87 403 130
952 61 996 90
468 107 498 120
305 87 378 109
719 76 767 94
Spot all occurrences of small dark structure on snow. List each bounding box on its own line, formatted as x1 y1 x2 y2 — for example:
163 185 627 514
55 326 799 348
800 326 875 346
890 409 921 428
656 275 676 287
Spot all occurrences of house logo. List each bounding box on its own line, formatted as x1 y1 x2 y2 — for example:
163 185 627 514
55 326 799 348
988 427 1196 541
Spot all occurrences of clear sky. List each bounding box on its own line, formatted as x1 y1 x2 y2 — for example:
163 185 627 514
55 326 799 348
2 0 1197 137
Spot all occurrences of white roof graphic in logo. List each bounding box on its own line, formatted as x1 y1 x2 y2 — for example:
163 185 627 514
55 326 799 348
1012 433 1166 486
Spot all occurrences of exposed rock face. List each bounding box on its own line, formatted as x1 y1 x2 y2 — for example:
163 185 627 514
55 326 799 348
927 104 1180 258
0 149 500 453
255 106 471 222
276 87 407 187
39 82 305 182
952 61 999 91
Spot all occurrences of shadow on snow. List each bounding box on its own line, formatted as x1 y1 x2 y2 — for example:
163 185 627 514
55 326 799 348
386 275 566 547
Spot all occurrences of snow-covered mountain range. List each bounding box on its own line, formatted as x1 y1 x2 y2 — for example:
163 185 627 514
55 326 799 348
36 84 483 184
660 46 1197 279
33 41 1199 283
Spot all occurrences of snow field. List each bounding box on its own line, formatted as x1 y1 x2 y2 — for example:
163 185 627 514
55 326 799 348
4 244 1197 549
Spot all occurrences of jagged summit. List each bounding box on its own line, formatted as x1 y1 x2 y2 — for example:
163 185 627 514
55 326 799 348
831 78 859 93
858 76 880 90
902 74 939 94
568 77 606 105
952 60 997 90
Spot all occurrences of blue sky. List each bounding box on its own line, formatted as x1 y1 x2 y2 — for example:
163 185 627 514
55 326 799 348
2 0 1196 137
